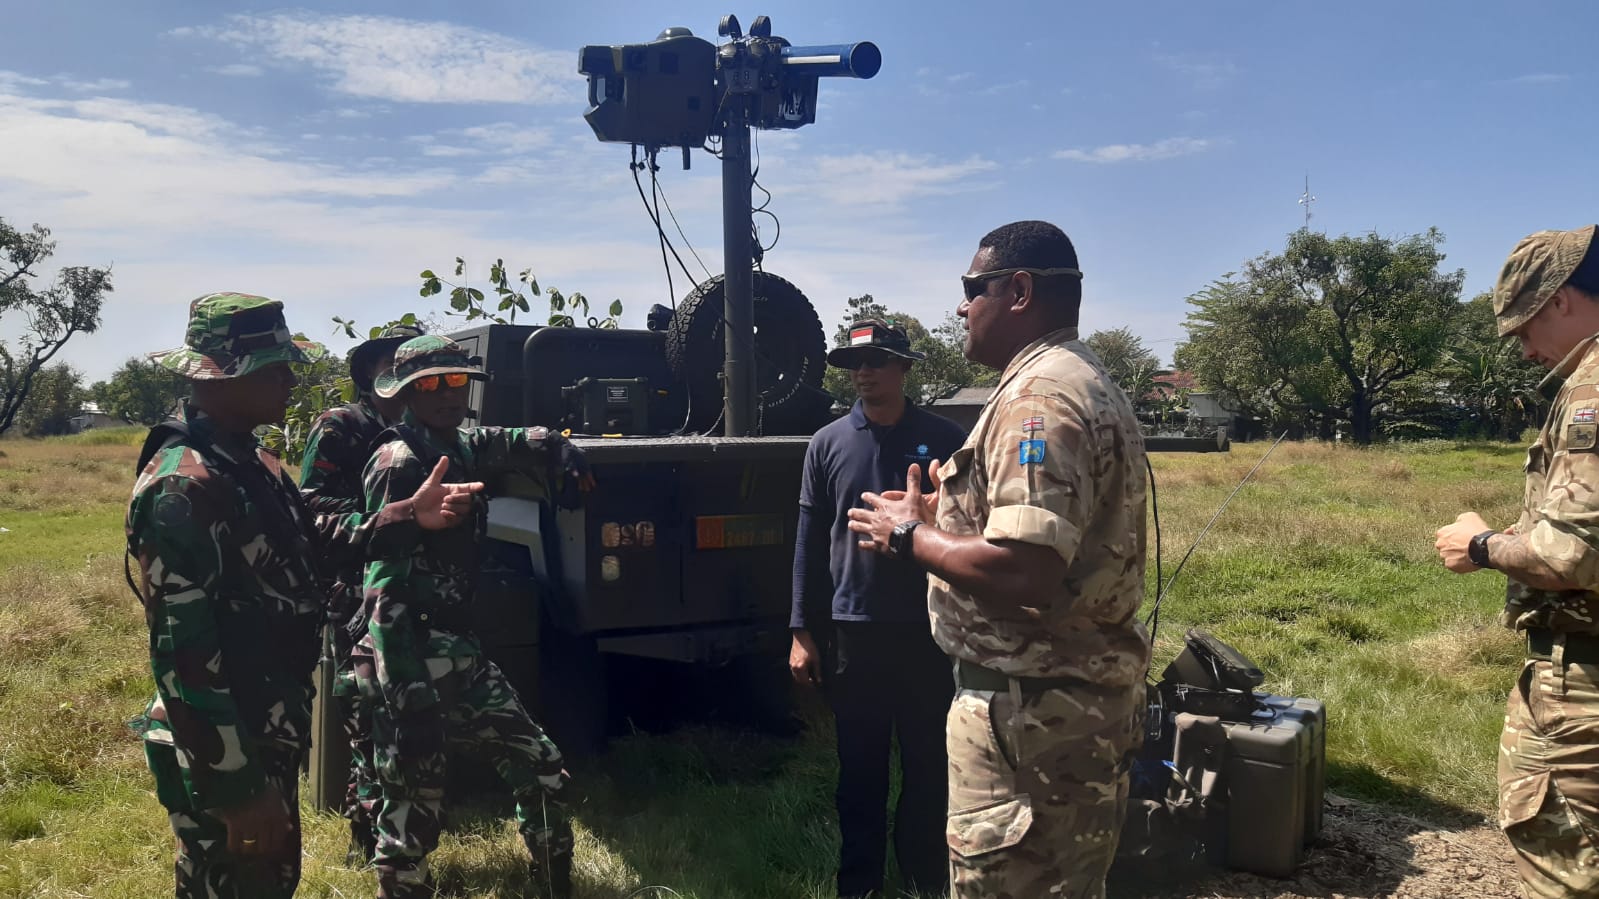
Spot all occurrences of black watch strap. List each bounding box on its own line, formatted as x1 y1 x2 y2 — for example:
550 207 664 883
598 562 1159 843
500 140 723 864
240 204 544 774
889 520 922 559
1468 530 1497 570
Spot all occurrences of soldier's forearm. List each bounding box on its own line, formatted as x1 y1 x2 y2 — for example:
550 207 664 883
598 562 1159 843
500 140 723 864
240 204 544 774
1488 533 1584 592
913 527 1068 606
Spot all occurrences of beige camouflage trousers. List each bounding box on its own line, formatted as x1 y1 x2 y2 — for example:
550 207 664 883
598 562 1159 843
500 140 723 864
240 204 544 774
1500 657 1599 898
945 680 1143 899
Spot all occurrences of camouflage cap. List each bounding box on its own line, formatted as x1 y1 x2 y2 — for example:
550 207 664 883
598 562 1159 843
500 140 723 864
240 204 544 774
348 322 427 394
1494 225 1599 337
372 335 484 399
826 317 926 368
153 292 311 380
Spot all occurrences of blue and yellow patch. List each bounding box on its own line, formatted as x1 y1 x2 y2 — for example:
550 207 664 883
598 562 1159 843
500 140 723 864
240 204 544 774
1019 439 1046 465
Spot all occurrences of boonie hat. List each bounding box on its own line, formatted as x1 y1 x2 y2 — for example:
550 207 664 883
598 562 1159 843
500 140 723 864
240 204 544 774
373 335 485 399
153 292 311 380
349 322 427 394
826 318 926 368
1494 225 1598 337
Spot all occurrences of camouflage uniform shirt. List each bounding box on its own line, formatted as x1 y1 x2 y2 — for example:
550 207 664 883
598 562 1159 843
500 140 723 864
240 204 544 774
929 327 1150 685
300 398 390 634
362 416 561 716
127 404 421 810
1507 332 1599 634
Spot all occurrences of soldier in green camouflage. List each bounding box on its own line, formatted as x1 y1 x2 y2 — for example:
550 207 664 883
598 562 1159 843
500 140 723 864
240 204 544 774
127 294 482 899
849 221 1148 899
298 322 425 864
1435 225 1599 899
357 335 593 899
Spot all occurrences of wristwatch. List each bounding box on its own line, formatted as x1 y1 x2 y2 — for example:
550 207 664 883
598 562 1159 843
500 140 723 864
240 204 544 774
888 520 922 559
1468 530 1497 570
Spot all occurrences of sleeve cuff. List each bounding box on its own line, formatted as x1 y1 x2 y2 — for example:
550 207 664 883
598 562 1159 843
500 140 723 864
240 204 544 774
189 758 268 812
367 499 421 558
1528 519 1599 586
982 504 1082 564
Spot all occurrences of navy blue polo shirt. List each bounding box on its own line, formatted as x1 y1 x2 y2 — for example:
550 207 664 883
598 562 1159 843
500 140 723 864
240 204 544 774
790 400 968 628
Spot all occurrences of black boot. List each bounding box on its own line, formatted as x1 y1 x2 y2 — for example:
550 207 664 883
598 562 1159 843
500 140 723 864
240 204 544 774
529 852 572 899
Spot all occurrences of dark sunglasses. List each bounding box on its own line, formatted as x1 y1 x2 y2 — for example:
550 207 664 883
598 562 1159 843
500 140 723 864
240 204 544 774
845 352 896 370
961 266 1084 301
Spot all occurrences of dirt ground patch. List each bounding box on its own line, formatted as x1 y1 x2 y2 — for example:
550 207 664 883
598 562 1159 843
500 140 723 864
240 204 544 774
1116 794 1519 899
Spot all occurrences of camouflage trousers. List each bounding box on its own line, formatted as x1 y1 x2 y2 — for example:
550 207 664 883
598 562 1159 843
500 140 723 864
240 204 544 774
1499 657 1599 898
339 651 380 841
363 653 572 897
945 680 1143 899
144 741 302 899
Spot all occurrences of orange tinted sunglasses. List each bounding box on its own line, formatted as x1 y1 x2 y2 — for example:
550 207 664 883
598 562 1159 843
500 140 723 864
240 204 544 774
413 372 471 392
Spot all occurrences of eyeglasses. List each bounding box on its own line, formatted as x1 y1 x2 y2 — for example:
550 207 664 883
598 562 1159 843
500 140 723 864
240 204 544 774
961 266 1084 301
413 372 471 392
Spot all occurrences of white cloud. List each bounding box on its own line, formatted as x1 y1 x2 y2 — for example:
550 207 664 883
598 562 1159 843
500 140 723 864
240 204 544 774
801 153 998 206
1156 53 1238 90
1053 137 1218 164
178 13 577 104
1496 73 1569 86
210 63 264 77
61 77 132 92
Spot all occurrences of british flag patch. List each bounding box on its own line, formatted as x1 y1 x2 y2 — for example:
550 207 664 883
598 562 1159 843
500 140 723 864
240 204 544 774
1021 415 1044 432
1576 408 1596 424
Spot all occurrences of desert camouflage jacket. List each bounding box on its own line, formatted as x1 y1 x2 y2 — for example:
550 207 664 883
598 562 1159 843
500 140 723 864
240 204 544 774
362 414 563 717
299 397 392 635
1508 332 1599 634
929 327 1151 685
126 404 421 810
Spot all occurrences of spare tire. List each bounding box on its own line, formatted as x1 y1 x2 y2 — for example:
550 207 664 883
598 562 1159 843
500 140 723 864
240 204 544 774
664 271 828 434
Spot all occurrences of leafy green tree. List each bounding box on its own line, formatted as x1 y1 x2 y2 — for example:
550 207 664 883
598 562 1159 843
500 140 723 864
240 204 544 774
0 217 111 435
1435 292 1546 439
1177 228 1464 443
821 296 993 404
1084 327 1159 388
16 363 86 436
93 357 186 426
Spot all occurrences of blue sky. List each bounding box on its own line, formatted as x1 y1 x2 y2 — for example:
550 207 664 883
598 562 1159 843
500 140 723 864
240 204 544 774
4 1 1598 382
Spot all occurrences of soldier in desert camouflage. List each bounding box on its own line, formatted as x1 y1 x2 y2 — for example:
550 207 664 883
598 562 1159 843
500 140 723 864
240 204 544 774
849 221 1149 898
126 293 480 899
357 335 593 899
1436 225 1599 899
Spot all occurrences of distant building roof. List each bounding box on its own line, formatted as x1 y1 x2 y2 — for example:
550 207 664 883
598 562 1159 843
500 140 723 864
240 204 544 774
931 387 995 407
1154 371 1197 391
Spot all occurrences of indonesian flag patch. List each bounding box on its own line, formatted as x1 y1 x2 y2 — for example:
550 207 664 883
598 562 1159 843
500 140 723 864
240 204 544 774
850 326 877 346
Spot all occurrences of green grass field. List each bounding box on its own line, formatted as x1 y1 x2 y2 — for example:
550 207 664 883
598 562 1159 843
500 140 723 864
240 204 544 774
0 431 1523 897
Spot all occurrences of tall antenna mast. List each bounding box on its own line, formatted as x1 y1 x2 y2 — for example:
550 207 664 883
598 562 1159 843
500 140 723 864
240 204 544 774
1297 173 1316 230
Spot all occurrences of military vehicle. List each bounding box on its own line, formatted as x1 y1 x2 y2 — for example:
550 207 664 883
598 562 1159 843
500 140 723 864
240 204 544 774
307 13 1229 809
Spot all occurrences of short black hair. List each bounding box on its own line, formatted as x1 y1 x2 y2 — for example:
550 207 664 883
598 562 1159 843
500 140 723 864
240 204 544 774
978 220 1083 318
1568 229 1599 297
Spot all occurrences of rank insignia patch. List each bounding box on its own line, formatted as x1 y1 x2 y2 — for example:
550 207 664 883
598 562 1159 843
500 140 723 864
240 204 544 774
1019 439 1045 464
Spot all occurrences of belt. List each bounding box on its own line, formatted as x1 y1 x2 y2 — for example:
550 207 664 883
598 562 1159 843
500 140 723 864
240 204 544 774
1525 628 1599 663
953 657 1080 694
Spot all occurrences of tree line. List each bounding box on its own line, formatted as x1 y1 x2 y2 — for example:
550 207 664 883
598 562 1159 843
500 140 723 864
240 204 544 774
1 211 1548 447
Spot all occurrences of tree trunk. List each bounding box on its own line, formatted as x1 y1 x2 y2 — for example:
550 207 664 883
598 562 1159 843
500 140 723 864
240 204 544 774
1351 393 1375 445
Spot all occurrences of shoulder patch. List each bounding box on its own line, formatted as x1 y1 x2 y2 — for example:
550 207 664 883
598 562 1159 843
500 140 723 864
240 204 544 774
1019 438 1046 464
1575 407 1596 424
1569 423 1598 452
153 492 193 528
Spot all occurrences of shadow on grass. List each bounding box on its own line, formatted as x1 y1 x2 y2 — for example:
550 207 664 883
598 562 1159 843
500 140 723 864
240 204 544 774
1325 759 1488 828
